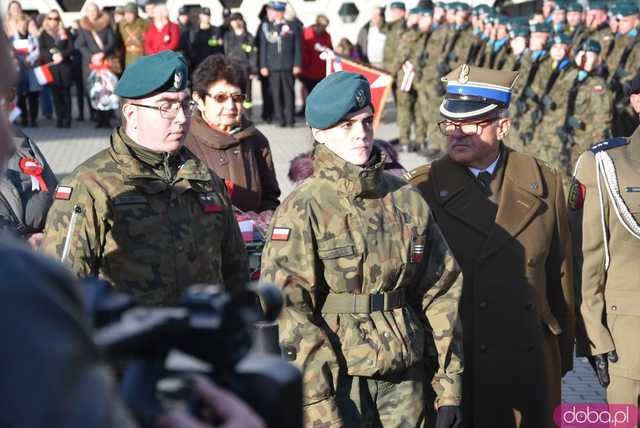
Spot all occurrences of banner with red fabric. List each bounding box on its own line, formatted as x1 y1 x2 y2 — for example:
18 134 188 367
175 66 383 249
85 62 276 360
322 52 393 130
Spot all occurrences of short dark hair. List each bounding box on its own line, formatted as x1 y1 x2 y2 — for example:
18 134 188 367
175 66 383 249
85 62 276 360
191 54 247 99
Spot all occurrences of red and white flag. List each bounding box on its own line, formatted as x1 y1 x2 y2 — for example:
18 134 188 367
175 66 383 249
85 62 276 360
400 61 415 92
33 64 54 85
12 38 31 55
323 52 393 130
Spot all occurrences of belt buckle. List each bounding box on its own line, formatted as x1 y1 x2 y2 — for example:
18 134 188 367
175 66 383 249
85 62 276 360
369 294 384 312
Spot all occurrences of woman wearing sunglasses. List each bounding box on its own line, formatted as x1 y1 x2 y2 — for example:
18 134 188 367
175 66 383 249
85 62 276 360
186 54 281 217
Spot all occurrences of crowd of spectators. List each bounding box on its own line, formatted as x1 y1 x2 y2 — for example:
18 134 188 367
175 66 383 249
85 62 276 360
2 0 391 130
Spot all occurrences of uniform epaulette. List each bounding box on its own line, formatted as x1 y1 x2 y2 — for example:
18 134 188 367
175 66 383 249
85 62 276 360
590 137 629 154
403 164 431 183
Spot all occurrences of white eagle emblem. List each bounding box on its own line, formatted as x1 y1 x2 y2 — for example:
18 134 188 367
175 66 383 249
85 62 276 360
355 88 366 108
174 71 183 90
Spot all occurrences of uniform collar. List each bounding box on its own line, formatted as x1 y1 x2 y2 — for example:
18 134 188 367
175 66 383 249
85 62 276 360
312 143 386 198
468 152 501 177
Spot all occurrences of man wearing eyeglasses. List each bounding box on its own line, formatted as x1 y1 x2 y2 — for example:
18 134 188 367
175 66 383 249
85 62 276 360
41 51 249 306
406 64 575 428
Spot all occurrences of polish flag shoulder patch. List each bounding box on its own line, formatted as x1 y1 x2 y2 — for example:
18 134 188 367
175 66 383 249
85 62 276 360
271 227 291 241
55 185 73 200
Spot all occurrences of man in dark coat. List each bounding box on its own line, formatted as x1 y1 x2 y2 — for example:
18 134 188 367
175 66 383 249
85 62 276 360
406 64 575 428
258 1 301 128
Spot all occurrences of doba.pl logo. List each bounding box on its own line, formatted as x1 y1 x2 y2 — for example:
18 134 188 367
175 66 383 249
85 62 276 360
554 404 638 427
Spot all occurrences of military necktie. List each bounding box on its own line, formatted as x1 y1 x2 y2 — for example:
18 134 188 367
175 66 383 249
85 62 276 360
477 171 493 193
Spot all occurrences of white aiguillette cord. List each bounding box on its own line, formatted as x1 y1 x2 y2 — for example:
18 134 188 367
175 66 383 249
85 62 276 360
594 151 640 270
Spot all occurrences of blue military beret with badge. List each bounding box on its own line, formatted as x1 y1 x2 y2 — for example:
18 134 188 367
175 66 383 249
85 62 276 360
115 51 188 99
440 64 519 120
305 71 372 130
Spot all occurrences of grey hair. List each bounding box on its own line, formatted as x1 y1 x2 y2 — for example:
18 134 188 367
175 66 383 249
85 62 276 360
495 107 511 119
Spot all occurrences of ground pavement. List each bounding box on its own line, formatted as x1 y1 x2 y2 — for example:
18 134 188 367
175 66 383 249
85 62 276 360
23 102 605 405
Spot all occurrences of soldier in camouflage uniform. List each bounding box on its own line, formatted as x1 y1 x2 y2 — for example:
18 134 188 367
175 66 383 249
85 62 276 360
118 2 149 68
261 71 464 427
604 3 640 137
502 25 529 73
377 2 407 80
475 15 512 70
566 2 587 48
391 7 425 153
521 34 575 165
41 51 248 306
557 39 612 174
415 7 450 154
583 1 610 50
504 23 551 151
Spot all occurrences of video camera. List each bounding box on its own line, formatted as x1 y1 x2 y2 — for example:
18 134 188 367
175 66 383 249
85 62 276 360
83 280 302 428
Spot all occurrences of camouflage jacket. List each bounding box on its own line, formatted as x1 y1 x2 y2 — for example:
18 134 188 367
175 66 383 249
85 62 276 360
41 128 248 305
261 143 463 409
378 17 407 74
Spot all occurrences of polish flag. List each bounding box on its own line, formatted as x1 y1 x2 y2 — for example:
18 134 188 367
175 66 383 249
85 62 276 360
271 227 290 241
13 39 31 54
55 186 73 200
33 64 54 85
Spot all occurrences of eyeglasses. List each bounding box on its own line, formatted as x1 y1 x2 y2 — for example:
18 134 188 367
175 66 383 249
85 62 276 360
437 119 497 136
47 16 60 21
206 92 246 104
130 100 197 119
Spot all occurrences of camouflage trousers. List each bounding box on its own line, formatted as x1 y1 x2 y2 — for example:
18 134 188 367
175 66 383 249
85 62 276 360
305 365 426 428
396 88 425 147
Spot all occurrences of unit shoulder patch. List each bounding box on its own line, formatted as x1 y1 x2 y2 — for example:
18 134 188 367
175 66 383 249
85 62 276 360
568 178 586 211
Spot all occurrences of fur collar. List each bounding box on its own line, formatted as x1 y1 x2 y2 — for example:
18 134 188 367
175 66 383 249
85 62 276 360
79 13 111 32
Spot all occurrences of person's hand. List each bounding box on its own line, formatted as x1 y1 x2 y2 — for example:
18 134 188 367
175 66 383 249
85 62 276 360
90 53 102 65
27 232 44 250
435 405 463 428
260 67 269 77
156 376 265 428
292 66 301 76
249 74 257 80
52 53 63 64
588 351 618 387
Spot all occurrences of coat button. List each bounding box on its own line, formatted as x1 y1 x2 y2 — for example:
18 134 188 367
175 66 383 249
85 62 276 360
383 331 391 338
527 258 535 267
479 301 488 310
366 359 374 366
525 303 534 311
479 344 488 353
611 305 618 311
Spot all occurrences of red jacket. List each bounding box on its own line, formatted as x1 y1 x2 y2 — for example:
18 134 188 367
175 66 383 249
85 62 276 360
301 25 332 81
144 21 180 55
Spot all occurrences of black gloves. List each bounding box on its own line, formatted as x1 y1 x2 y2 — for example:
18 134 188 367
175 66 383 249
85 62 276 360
588 350 618 387
435 405 463 428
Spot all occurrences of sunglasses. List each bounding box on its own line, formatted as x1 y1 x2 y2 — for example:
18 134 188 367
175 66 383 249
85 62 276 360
47 16 60 20
206 92 246 104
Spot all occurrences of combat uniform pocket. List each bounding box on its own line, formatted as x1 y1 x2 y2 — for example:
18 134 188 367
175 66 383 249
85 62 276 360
317 238 362 292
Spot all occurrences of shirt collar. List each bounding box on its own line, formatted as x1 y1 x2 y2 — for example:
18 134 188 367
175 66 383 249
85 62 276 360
467 152 501 177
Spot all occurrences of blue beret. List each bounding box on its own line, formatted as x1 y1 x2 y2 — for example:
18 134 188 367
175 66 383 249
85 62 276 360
305 72 372 130
115 51 188 99
269 1 286 11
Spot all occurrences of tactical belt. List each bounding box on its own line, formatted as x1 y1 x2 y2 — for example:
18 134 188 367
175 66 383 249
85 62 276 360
321 289 406 314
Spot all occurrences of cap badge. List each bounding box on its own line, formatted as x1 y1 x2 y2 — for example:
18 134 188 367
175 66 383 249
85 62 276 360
459 64 470 84
355 88 366 108
174 71 183 90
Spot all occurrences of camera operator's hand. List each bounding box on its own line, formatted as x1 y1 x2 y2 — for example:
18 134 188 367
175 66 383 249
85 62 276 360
156 376 265 428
